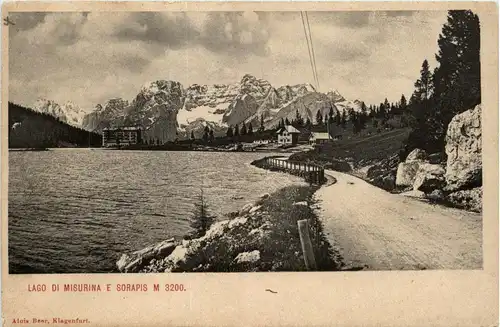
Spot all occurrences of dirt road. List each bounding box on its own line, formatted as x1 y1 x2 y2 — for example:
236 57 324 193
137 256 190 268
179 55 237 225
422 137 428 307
315 170 482 270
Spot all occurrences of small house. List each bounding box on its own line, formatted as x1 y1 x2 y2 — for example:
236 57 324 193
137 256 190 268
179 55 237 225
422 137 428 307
309 132 333 145
276 125 301 145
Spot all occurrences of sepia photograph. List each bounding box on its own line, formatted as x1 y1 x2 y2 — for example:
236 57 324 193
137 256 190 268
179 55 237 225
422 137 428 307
7 8 484 275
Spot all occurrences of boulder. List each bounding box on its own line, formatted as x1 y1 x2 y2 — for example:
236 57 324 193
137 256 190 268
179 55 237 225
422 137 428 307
426 189 445 202
396 161 420 187
445 104 482 191
234 250 261 264
382 175 396 190
413 163 446 193
116 239 177 273
447 187 482 213
406 148 428 162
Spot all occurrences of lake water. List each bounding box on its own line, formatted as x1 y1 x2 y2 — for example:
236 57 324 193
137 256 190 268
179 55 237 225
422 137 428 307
8 149 303 273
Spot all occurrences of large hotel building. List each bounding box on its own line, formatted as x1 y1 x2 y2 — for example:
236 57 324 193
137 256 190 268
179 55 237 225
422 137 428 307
102 127 142 147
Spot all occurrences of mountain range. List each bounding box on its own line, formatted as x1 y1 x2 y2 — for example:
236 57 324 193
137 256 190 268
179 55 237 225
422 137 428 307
31 74 364 142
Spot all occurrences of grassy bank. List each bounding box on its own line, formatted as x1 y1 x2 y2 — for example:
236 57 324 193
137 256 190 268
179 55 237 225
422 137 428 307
118 184 342 272
289 128 411 191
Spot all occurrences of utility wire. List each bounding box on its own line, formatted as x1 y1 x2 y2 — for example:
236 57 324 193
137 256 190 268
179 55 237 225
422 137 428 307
300 11 319 91
305 12 320 91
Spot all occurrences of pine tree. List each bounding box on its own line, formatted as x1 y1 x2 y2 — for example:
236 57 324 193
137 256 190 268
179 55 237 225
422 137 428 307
241 122 247 135
328 106 335 124
248 123 253 135
316 110 323 125
226 126 233 138
259 115 265 132
405 10 480 155
378 102 386 119
413 59 434 102
434 10 480 110
189 188 215 238
295 109 304 127
324 114 328 126
209 129 215 142
400 94 407 111
202 126 209 142
341 111 347 128
234 124 240 136
360 102 368 129
384 98 390 113
335 111 341 126
280 118 285 128
190 131 195 140
285 118 290 126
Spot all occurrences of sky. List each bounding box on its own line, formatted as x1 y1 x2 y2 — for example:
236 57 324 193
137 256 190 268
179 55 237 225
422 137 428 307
9 10 449 111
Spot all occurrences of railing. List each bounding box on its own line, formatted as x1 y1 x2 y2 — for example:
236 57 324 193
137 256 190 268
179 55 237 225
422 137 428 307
252 156 325 185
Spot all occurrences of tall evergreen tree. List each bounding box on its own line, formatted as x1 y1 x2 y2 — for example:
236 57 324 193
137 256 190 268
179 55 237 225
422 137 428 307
202 126 209 142
404 10 481 155
400 94 407 111
259 115 265 132
434 10 480 110
240 122 247 135
341 111 347 128
209 129 215 142
285 118 291 126
226 126 234 138
190 131 195 140
316 110 323 125
189 188 215 238
295 109 304 127
234 124 240 136
248 122 254 135
328 106 335 124
412 59 434 103
360 102 368 129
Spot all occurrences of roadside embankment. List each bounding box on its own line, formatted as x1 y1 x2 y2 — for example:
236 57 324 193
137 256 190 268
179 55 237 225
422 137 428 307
117 184 342 273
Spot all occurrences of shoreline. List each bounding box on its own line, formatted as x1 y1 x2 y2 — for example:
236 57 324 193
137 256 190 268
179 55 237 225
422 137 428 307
117 158 342 273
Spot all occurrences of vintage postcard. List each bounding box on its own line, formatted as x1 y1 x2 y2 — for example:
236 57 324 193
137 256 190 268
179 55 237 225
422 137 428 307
1 1 498 326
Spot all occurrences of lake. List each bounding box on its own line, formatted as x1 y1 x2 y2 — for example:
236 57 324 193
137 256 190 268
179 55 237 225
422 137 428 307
8 149 303 273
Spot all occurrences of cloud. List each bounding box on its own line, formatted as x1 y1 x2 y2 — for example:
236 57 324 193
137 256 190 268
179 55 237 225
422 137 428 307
9 11 449 110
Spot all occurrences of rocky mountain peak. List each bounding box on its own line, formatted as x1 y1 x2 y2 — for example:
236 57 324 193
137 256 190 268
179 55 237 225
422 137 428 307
33 98 89 127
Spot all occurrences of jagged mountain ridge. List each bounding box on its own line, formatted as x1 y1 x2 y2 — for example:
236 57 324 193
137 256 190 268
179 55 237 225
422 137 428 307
78 74 364 141
33 99 90 127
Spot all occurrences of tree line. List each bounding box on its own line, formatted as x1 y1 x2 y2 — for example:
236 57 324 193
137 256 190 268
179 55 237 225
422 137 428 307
402 10 481 155
8 102 102 148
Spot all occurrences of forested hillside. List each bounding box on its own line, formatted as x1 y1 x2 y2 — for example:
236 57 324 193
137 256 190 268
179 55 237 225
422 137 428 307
8 102 102 148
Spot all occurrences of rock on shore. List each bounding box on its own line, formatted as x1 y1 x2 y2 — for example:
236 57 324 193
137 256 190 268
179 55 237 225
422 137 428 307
395 104 482 212
116 194 275 273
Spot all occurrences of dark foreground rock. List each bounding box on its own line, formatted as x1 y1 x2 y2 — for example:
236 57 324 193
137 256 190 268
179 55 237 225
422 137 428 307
447 187 482 213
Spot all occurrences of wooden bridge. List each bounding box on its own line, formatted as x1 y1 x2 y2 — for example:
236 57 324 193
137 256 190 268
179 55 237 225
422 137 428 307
252 156 326 185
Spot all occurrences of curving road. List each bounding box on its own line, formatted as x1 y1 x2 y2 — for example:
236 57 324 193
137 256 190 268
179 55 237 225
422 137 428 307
315 170 482 270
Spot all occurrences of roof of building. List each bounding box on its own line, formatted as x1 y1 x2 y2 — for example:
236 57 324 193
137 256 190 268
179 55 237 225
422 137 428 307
103 126 142 131
276 125 301 134
310 132 331 140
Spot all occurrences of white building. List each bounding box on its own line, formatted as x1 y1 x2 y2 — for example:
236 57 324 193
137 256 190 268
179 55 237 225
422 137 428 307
276 125 301 145
102 127 142 147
